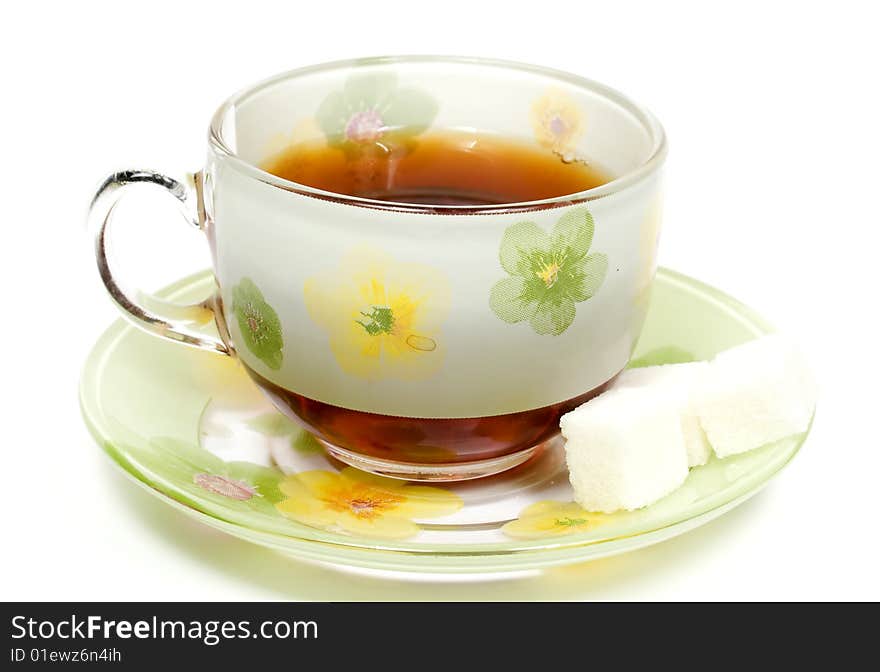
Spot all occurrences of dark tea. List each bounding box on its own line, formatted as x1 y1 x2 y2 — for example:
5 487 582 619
251 130 613 466
262 129 609 206
252 370 616 465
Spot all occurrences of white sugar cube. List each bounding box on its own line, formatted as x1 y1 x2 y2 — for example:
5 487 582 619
616 362 713 467
694 334 816 458
560 387 689 513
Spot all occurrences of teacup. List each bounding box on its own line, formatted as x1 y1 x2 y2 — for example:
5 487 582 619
89 56 666 481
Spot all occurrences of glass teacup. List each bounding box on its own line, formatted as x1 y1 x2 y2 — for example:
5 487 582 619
89 56 666 481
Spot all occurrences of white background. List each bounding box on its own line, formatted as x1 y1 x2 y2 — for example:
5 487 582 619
2 1 878 601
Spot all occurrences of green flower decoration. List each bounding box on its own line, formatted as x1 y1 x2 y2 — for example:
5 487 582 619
232 278 283 370
316 72 438 144
246 412 324 455
133 437 285 514
628 346 696 369
489 207 608 335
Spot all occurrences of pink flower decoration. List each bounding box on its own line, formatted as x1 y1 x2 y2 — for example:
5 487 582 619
193 473 257 501
549 115 569 137
344 109 385 143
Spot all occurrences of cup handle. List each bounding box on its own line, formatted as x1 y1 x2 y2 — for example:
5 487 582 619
88 169 231 355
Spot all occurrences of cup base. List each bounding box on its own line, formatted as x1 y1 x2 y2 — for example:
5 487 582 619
318 438 546 482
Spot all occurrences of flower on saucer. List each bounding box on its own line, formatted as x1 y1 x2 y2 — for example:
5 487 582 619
245 411 300 437
246 412 324 455
531 88 585 158
304 246 450 380
316 72 439 145
131 437 285 517
490 207 608 335
275 467 462 540
193 473 258 500
232 278 284 371
501 501 607 539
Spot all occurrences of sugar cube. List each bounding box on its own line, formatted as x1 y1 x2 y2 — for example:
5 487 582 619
616 362 713 467
694 334 816 458
560 386 690 513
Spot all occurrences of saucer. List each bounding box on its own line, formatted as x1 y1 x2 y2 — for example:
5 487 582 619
80 268 809 573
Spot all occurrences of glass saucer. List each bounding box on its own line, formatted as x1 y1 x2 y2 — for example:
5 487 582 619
80 268 808 573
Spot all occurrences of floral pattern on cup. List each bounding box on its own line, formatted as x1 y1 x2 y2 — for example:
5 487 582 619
304 247 450 380
275 467 462 539
232 278 284 370
531 88 585 159
490 207 607 336
501 501 607 539
316 72 439 145
635 194 663 309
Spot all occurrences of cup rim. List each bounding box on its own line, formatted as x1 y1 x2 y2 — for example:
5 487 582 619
208 55 667 214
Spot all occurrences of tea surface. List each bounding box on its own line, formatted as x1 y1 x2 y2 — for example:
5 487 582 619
262 130 609 205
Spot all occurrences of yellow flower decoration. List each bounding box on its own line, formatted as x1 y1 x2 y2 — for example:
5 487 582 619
640 194 662 284
501 501 607 539
531 89 585 158
634 193 663 310
275 467 463 539
192 353 266 409
288 117 324 144
263 117 325 159
304 247 451 380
